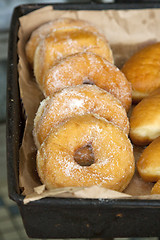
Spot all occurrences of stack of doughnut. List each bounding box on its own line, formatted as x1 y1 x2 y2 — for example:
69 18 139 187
122 42 160 194
26 18 135 191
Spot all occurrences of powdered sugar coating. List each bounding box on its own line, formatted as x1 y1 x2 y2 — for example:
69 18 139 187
25 18 102 65
37 115 135 191
43 52 131 111
34 29 113 86
33 85 129 148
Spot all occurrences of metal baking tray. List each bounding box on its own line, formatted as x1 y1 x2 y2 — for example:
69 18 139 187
7 1 160 238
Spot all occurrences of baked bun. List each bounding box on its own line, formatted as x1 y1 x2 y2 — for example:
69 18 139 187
42 52 131 111
33 85 129 148
37 115 135 191
137 136 160 182
26 18 101 65
151 180 160 194
34 29 113 86
130 88 160 146
122 42 160 102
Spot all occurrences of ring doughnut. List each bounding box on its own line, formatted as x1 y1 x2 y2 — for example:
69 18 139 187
121 42 160 102
33 85 129 148
34 29 113 86
130 88 160 146
137 136 160 182
37 115 135 190
25 18 101 65
42 52 131 111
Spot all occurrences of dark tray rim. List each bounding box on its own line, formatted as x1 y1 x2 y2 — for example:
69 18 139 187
7 2 160 208
15 1 160 13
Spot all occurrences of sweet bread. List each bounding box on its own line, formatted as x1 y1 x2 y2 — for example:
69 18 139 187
122 42 160 102
25 18 101 65
130 88 160 146
34 29 113 86
33 85 129 148
37 115 135 190
42 52 131 111
137 136 160 182
151 180 160 194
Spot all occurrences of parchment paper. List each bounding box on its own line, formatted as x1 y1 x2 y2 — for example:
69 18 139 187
17 6 160 203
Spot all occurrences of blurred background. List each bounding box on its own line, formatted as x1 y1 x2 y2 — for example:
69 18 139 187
0 0 159 239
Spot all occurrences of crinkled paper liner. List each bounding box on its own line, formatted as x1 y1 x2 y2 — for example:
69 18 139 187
18 6 160 204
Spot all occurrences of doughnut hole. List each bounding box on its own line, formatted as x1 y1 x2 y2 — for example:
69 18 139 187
74 144 95 166
82 78 94 85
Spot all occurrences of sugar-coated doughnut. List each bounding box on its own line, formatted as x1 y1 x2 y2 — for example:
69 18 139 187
37 115 135 190
42 52 131 111
34 29 113 86
151 180 160 194
25 18 101 65
130 88 160 146
122 42 160 102
137 136 160 182
33 85 129 148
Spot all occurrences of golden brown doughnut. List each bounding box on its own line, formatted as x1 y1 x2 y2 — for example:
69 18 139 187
42 52 131 111
137 136 160 182
130 88 160 146
33 85 129 148
34 29 113 86
25 18 100 65
37 115 135 190
151 180 160 194
121 42 160 102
